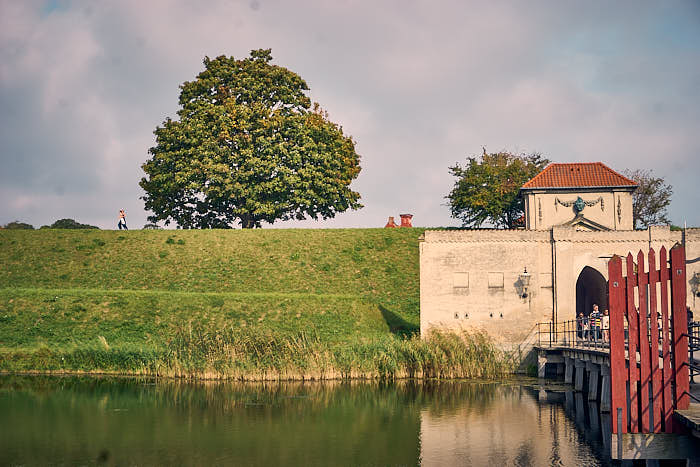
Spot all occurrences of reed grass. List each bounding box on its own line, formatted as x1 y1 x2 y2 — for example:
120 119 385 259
167 326 511 380
0 328 512 380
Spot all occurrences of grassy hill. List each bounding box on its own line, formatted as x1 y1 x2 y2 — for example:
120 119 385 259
0 228 510 379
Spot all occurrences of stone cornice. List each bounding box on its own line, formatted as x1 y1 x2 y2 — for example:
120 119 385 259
422 229 551 243
421 226 688 244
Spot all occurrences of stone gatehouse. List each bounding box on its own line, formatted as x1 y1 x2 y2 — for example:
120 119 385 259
419 162 700 348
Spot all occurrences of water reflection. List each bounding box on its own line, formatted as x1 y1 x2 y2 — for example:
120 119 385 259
0 376 613 466
419 383 611 466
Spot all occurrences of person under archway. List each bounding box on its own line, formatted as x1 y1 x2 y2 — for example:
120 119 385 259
602 309 610 343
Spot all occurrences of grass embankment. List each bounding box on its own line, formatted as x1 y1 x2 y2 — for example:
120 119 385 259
0 229 511 379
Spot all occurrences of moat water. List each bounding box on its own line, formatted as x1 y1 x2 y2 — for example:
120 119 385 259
0 376 617 466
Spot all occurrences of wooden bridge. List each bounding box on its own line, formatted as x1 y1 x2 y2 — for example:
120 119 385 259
533 245 700 461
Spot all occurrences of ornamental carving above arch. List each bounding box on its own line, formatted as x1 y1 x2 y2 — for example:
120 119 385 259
554 196 603 213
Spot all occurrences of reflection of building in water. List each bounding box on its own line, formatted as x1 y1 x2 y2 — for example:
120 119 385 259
420 162 700 348
419 386 605 466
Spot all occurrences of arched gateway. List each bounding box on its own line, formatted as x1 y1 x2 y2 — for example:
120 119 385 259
576 266 608 317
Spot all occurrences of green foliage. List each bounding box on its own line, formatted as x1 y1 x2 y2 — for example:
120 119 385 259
623 169 673 229
42 218 99 229
141 49 362 229
447 150 549 228
2 221 34 230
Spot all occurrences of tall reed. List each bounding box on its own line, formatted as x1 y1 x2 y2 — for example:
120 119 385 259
163 325 513 380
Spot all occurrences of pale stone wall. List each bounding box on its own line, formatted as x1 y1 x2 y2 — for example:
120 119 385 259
522 190 634 230
420 226 700 348
419 229 553 348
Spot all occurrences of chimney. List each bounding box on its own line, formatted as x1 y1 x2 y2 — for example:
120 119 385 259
399 214 413 228
384 216 398 228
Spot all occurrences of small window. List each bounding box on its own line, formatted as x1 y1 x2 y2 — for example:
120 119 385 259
453 272 469 295
488 272 504 288
453 272 469 288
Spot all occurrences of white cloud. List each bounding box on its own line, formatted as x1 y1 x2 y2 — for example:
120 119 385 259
1 0 698 229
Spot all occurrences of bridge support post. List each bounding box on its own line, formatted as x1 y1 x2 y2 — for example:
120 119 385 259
565 357 574 385
574 359 585 392
599 364 611 413
587 361 600 401
538 351 547 378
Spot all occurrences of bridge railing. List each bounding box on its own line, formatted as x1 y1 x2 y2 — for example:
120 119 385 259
535 319 611 350
689 320 700 383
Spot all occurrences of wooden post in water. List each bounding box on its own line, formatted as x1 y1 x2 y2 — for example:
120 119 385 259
659 246 673 433
670 245 689 414
608 255 627 433
636 250 651 433
625 253 639 432
647 248 662 433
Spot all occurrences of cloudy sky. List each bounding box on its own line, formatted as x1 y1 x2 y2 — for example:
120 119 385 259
1 0 699 229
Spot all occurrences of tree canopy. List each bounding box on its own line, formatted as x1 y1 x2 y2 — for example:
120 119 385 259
40 219 99 229
623 169 673 229
140 49 362 229
2 221 34 230
447 150 550 228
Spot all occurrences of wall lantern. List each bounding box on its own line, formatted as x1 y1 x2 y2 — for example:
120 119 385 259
519 267 531 298
691 272 700 298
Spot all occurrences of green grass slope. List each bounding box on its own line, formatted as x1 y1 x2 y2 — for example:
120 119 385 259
0 228 511 379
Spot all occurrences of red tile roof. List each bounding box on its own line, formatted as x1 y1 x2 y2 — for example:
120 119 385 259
521 162 637 189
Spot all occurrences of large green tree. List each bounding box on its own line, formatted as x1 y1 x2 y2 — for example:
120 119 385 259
140 49 362 229
447 150 549 228
623 169 673 228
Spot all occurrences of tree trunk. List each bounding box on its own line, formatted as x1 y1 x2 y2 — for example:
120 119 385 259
240 214 259 229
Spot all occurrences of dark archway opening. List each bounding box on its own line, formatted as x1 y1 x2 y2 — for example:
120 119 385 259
576 266 608 318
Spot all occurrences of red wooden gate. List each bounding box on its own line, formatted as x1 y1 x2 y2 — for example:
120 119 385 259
608 245 689 435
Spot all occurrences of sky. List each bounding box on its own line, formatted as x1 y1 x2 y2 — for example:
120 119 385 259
1 0 699 230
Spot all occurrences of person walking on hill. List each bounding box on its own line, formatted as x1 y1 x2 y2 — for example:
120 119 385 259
118 209 128 230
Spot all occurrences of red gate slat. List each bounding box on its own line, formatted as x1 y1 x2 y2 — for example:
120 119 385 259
670 245 689 416
608 255 627 434
647 248 662 432
659 246 673 433
637 250 651 433
626 253 639 432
